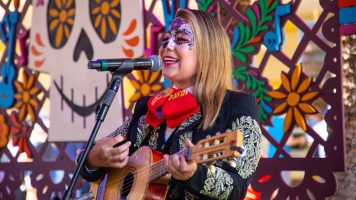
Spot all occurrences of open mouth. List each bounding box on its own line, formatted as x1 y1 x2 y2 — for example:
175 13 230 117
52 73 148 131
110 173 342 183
163 56 179 66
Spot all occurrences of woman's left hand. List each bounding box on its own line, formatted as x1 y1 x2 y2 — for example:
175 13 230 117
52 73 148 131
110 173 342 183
164 139 197 181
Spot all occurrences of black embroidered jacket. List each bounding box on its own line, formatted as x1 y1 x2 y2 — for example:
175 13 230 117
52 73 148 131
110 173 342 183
79 90 262 200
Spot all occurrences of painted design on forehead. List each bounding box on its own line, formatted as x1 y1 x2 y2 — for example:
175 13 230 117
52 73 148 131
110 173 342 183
169 17 189 32
162 17 195 50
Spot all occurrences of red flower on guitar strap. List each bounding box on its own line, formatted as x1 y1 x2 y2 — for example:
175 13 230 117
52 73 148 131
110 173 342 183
146 88 199 128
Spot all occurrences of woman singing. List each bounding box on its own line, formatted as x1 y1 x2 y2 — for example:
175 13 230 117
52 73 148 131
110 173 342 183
79 8 262 200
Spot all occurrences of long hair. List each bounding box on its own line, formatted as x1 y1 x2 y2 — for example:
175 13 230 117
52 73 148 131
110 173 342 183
175 9 233 130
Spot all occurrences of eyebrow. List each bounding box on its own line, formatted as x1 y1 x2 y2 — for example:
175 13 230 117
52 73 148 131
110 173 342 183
175 30 192 36
164 32 172 36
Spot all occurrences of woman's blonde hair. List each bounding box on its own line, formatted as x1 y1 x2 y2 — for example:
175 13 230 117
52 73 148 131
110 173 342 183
175 9 233 130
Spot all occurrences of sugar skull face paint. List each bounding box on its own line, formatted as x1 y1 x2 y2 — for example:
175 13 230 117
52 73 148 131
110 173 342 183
159 17 198 89
162 17 195 50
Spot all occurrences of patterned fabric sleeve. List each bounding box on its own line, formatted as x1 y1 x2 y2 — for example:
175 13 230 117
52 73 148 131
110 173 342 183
77 96 150 182
77 118 132 182
106 119 131 138
183 93 262 200
230 116 262 180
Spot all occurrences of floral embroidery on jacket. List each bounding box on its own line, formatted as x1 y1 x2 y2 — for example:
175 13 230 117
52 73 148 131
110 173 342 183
134 115 149 147
185 190 197 200
200 165 234 199
230 116 261 179
178 130 193 150
148 127 160 149
177 111 201 132
108 119 131 138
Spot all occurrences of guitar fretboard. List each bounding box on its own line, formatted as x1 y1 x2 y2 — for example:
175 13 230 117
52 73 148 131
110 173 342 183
149 149 188 181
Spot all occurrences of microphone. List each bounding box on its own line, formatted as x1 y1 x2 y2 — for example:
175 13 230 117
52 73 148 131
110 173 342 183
88 55 162 73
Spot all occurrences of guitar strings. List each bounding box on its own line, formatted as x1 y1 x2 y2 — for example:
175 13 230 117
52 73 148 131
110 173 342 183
116 150 187 195
115 150 229 197
107 143 228 196
101 135 234 197
102 149 188 197
102 160 163 198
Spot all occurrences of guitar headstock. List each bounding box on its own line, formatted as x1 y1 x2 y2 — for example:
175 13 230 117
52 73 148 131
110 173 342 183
189 130 243 164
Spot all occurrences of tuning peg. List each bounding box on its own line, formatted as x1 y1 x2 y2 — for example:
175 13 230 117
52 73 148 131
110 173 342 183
203 154 208 160
204 142 209 148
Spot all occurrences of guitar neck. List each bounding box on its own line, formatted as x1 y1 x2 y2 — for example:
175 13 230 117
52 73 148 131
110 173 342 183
149 131 243 182
149 150 187 181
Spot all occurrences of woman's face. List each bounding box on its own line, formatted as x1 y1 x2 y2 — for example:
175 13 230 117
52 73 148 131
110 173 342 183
159 17 197 89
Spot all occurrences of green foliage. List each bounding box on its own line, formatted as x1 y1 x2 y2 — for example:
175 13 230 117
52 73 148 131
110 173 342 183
198 0 213 12
233 66 272 121
232 0 278 63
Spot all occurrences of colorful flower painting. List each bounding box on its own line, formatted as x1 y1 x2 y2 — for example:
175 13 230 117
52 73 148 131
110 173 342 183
129 71 163 103
10 112 32 158
47 0 76 48
90 0 121 42
14 70 41 121
268 64 319 132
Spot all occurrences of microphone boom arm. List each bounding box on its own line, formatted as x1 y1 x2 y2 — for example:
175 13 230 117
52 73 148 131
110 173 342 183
62 71 125 200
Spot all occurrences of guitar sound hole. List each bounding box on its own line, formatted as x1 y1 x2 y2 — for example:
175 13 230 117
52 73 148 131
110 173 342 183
120 171 135 200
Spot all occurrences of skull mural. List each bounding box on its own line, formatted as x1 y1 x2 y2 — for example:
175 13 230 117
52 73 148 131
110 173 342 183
29 0 144 141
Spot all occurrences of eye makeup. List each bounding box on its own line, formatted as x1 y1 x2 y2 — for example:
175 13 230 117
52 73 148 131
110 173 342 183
162 17 195 50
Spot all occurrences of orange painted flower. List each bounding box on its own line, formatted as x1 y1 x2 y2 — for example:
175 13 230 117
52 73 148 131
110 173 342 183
129 71 163 103
10 112 32 158
48 0 75 48
268 64 319 132
0 115 10 148
91 0 121 41
14 70 41 121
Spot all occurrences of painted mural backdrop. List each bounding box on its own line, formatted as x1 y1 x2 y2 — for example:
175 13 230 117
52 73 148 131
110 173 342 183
0 0 349 199
28 0 145 141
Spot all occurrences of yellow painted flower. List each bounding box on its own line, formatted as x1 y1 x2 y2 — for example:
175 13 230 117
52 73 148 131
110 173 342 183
0 115 9 148
14 71 41 121
129 71 163 103
91 0 121 41
268 64 319 132
48 0 75 48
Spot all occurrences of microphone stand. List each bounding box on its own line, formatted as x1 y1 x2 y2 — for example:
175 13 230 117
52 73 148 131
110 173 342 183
62 71 125 200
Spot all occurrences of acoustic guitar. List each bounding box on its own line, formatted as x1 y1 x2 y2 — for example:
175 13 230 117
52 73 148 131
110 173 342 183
90 130 243 200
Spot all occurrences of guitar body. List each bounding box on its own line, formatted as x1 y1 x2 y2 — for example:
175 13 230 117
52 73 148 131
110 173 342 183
89 131 243 200
0 62 16 108
90 146 168 200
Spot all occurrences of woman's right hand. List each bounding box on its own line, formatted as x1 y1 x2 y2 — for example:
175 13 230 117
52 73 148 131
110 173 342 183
86 135 131 169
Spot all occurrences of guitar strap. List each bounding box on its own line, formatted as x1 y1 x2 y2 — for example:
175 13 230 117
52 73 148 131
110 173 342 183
140 122 177 155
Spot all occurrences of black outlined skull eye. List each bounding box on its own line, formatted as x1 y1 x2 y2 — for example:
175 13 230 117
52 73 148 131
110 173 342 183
89 0 121 43
47 0 76 49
